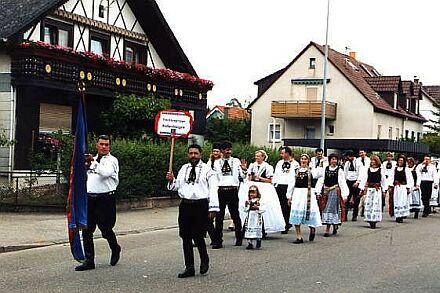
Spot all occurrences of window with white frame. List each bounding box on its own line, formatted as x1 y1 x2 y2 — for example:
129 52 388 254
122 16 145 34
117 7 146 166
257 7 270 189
388 127 393 139
377 125 382 139
396 127 400 140
268 123 282 142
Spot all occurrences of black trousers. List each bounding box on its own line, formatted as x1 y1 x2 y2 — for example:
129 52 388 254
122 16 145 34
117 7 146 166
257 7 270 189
82 194 119 262
179 199 209 269
275 184 290 229
420 181 433 216
213 187 242 245
345 180 361 219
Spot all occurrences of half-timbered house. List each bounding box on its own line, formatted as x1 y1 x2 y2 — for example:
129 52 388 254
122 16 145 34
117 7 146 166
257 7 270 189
0 0 212 170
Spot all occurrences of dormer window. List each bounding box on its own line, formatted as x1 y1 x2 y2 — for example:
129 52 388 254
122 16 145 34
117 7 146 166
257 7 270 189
41 19 73 47
309 58 316 69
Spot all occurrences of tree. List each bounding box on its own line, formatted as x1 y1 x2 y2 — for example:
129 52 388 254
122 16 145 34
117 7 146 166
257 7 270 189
100 93 171 139
205 118 251 143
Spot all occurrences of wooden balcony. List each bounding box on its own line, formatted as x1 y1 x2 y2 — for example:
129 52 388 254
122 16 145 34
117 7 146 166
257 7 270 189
271 100 337 120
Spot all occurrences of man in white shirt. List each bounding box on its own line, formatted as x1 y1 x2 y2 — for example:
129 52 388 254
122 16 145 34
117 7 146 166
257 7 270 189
166 144 219 278
381 152 397 211
416 155 439 217
310 148 327 186
212 141 247 249
272 146 298 233
343 150 362 221
75 135 120 271
355 148 370 217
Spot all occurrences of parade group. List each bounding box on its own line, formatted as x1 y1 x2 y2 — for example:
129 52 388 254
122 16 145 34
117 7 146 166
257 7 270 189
166 142 440 278
73 135 439 278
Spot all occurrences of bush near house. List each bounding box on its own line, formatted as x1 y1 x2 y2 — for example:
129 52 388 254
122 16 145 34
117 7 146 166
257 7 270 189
31 136 310 199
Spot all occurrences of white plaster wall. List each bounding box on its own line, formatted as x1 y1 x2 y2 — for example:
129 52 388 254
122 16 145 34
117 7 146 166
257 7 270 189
73 23 89 52
24 23 41 41
420 93 436 133
148 43 166 69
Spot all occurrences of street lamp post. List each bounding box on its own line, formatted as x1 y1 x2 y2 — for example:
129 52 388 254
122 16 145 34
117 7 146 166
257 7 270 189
320 0 331 151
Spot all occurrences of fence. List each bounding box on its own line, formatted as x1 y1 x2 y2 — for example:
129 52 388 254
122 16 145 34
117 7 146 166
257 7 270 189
0 171 68 210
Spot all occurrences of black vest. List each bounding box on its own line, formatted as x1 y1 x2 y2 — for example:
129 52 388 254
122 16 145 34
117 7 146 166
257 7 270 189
295 169 316 188
394 168 407 185
368 168 382 184
324 166 339 187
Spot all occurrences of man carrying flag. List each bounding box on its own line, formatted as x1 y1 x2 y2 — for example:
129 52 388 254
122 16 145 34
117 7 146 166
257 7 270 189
75 135 121 271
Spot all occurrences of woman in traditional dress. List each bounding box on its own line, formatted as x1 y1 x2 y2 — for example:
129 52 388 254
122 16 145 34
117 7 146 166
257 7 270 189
359 155 387 229
238 150 285 235
407 157 422 219
388 155 413 223
287 154 322 244
316 153 349 237
242 185 264 250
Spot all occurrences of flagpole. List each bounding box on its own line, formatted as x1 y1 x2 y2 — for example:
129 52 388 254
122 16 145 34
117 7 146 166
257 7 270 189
320 0 330 151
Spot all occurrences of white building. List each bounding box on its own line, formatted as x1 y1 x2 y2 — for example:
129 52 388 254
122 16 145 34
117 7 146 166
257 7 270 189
249 41 434 153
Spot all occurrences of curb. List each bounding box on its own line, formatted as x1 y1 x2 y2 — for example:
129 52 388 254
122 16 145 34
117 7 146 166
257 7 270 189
0 224 179 254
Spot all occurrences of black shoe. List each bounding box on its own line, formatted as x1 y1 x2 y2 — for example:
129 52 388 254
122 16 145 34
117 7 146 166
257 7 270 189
309 229 316 242
414 212 419 219
332 226 338 235
110 245 121 266
234 239 242 246
200 261 209 275
369 222 376 229
178 268 195 278
422 214 428 218
292 238 304 244
211 244 223 249
75 261 95 271
256 240 261 249
281 230 288 234
352 217 357 222
246 243 254 250
323 233 330 237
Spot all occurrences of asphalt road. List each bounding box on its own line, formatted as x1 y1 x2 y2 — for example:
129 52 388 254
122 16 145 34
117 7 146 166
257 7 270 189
1 212 440 293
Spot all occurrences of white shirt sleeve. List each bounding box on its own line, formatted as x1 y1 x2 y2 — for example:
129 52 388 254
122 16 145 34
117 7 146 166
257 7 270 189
338 168 349 200
405 168 414 189
167 165 185 191
207 169 220 212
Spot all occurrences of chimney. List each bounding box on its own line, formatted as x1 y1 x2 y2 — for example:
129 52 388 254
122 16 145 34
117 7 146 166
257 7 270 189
349 51 357 59
414 76 419 84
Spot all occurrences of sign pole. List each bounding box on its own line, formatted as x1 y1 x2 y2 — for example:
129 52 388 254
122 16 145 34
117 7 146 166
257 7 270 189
168 137 175 173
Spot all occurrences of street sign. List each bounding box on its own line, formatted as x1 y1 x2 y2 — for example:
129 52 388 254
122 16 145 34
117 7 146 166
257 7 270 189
154 109 193 138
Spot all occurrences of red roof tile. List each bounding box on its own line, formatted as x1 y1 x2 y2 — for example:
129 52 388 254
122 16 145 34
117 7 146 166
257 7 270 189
364 76 401 93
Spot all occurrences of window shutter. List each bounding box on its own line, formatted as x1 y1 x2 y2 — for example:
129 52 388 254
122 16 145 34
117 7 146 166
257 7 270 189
39 103 72 133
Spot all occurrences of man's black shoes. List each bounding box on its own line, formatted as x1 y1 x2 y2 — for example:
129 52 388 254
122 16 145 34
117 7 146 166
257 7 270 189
75 261 95 271
200 261 209 275
178 268 195 278
110 245 121 266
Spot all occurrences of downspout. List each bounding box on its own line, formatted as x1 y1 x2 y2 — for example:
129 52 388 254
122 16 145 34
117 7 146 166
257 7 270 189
8 83 15 176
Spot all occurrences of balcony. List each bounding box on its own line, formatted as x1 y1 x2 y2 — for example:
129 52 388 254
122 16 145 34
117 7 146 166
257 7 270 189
10 42 212 104
271 100 337 120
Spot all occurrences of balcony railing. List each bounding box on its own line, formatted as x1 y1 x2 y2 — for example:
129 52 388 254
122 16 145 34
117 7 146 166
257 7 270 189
10 44 210 103
271 100 337 120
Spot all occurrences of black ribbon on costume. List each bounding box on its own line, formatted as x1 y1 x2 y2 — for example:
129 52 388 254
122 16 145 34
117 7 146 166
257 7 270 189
282 161 291 172
349 160 355 171
222 159 232 175
306 168 312 221
188 165 197 183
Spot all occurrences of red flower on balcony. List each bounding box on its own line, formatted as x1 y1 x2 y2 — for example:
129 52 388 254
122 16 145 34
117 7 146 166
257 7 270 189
18 41 214 90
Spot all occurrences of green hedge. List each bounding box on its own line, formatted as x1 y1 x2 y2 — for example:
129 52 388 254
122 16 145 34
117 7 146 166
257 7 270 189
33 135 311 199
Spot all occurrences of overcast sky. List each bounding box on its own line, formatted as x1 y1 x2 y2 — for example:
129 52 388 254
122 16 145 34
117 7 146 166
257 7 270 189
156 0 440 107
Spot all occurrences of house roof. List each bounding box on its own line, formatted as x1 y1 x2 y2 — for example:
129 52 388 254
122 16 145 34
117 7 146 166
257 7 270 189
364 76 401 93
0 0 197 76
250 41 426 122
424 86 440 100
207 105 250 120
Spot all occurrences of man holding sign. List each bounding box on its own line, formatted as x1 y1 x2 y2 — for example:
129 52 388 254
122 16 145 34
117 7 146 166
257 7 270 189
166 144 219 278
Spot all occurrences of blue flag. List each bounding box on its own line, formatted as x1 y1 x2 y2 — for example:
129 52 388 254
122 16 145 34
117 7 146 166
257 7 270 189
67 94 88 262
